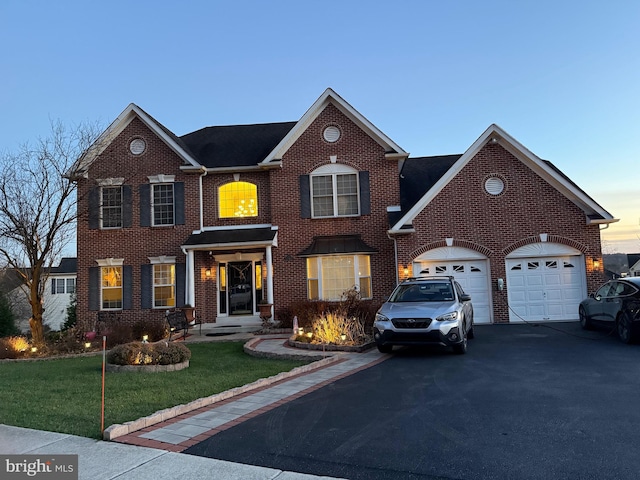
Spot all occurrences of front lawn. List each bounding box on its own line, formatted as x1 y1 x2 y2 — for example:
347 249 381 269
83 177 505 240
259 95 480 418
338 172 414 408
0 342 308 439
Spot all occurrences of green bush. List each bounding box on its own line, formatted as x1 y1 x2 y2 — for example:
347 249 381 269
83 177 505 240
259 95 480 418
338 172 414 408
107 341 191 366
61 294 77 331
131 318 167 342
0 292 20 337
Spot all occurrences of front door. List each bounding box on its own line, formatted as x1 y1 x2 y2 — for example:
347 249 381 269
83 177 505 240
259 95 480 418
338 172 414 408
228 261 253 315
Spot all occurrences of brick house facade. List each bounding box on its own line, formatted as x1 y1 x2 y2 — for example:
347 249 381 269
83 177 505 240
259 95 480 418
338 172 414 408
74 89 616 330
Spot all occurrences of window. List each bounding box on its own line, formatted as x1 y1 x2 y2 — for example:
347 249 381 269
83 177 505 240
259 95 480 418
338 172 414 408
219 182 258 218
101 266 122 310
152 184 174 226
311 173 358 217
306 255 371 301
101 186 123 228
153 264 175 308
51 278 76 295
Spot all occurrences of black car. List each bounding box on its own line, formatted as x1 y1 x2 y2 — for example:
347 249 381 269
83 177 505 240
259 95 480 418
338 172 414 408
579 277 640 343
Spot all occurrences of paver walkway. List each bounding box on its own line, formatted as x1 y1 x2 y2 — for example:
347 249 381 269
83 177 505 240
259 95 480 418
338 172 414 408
114 336 386 452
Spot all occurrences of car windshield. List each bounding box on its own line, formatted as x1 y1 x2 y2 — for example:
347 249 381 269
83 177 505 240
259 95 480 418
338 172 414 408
389 282 454 302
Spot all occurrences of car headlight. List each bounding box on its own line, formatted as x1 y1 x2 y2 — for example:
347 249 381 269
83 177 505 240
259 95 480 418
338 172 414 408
436 311 458 322
375 313 390 323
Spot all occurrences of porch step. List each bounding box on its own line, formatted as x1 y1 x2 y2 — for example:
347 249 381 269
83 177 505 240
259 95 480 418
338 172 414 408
198 323 262 335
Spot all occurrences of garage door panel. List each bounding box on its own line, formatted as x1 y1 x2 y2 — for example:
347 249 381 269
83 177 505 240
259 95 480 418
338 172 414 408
507 254 585 322
415 259 492 324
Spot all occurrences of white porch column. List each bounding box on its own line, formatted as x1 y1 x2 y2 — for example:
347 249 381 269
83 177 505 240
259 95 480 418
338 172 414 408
186 249 195 307
266 245 274 313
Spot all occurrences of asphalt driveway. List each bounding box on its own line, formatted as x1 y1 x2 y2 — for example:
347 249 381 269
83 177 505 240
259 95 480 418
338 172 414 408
185 322 640 479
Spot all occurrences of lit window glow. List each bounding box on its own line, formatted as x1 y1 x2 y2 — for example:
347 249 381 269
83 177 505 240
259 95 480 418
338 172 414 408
219 182 258 218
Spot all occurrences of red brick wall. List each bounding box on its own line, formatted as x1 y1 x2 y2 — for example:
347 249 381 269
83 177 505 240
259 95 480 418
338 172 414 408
270 103 401 311
76 117 200 326
394 142 604 323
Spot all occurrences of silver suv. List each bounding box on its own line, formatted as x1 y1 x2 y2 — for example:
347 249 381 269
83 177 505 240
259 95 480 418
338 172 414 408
373 276 474 354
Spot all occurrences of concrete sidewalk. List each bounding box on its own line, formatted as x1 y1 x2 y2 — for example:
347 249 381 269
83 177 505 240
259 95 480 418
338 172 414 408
1 334 386 480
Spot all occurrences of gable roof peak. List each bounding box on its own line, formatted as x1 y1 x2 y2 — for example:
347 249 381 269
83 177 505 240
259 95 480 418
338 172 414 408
261 88 408 164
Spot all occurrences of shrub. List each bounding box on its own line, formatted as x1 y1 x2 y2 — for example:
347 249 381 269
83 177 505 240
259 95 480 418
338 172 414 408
0 292 20 337
61 294 77 331
107 341 191 366
131 318 167 342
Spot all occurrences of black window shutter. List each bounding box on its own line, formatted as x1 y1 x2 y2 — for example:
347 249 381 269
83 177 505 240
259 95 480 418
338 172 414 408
123 265 133 310
122 185 132 228
89 267 100 311
299 175 311 218
51 279 56 295
139 184 151 227
141 264 152 309
359 171 371 215
176 263 186 308
88 187 100 230
174 182 185 225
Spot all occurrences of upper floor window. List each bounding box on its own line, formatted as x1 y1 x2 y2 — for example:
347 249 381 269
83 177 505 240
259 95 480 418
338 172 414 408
219 181 258 218
51 278 76 295
310 164 359 218
152 183 174 226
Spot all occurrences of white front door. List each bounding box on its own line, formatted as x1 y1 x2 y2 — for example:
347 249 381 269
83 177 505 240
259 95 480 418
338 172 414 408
415 259 492 324
506 255 585 322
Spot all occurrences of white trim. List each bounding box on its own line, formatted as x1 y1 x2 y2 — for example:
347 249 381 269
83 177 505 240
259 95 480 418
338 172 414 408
261 88 408 164
506 242 582 258
389 124 617 231
148 255 176 264
199 224 275 232
414 246 486 261
148 174 175 184
97 178 124 186
96 258 124 267
214 252 264 262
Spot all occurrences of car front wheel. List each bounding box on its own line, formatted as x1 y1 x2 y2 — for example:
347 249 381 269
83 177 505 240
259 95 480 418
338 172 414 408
579 306 591 330
617 312 635 344
452 329 467 355
377 343 393 354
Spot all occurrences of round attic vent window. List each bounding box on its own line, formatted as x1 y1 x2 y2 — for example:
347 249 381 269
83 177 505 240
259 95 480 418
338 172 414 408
323 126 341 143
129 138 146 155
485 176 505 195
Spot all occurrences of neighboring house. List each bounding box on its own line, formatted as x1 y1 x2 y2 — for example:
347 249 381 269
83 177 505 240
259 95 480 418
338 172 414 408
73 88 616 330
43 257 77 331
628 254 640 277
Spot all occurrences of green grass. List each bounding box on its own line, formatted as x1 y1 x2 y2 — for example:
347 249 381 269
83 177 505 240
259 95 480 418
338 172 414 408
0 342 308 439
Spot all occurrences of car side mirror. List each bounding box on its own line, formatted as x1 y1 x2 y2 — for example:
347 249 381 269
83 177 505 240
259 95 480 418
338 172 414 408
595 294 602 301
460 294 471 302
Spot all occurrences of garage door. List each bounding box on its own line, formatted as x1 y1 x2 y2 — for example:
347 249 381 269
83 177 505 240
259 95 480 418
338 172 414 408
414 258 492 324
506 255 585 322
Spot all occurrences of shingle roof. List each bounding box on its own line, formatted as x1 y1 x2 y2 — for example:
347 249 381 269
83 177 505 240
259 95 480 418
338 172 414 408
183 227 277 248
50 257 77 274
180 122 297 168
298 235 377 257
399 155 461 212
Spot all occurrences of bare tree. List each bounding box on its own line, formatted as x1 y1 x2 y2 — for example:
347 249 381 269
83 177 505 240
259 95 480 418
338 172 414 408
0 120 101 346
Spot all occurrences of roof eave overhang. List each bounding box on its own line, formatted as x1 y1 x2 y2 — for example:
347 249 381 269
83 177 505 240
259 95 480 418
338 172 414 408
390 124 616 231
182 240 276 251
588 217 620 225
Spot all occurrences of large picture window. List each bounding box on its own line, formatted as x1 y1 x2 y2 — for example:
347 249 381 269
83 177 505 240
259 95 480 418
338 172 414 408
219 182 258 218
306 255 371 301
310 164 359 218
152 184 175 226
101 186 123 228
153 264 175 308
101 266 122 310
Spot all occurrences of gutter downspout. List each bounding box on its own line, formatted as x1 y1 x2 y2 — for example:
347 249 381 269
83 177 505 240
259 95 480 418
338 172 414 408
199 167 208 232
388 232 399 286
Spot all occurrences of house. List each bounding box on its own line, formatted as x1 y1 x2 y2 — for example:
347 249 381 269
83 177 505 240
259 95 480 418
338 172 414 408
627 254 640 277
73 88 616 331
0 268 31 333
43 257 77 330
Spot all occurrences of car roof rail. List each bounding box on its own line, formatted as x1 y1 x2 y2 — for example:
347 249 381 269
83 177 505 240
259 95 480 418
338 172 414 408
403 275 454 282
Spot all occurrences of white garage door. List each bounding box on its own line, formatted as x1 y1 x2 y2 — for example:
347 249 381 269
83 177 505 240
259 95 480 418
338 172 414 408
506 255 585 322
415 259 492 324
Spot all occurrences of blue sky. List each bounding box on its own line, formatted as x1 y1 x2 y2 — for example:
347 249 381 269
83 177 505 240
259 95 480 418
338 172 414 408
1 0 638 253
